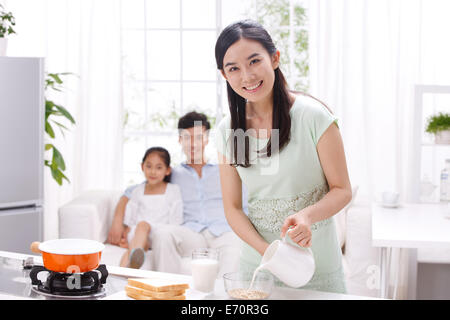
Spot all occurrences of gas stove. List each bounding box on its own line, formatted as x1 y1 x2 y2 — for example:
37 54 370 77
0 251 127 300
28 264 108 299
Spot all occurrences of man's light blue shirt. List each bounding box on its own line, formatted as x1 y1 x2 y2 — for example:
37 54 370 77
123 162 248 237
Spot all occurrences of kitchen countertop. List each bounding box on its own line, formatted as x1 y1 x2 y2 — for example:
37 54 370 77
0 250 381 300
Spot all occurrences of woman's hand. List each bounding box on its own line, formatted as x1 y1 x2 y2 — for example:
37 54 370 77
280 211 312 248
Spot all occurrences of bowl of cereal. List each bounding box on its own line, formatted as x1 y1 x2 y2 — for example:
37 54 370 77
223 271 274 300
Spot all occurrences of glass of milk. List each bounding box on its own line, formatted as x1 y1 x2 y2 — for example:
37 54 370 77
191 248 220 294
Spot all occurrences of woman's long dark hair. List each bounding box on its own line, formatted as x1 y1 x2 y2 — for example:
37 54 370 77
215 20 292 168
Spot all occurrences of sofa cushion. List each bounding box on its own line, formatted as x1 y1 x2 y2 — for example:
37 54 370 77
59 190 122 242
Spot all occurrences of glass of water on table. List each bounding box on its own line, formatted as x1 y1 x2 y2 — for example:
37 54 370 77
191 248 220 294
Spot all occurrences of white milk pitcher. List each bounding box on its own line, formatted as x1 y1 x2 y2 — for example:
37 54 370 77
259 230 315 288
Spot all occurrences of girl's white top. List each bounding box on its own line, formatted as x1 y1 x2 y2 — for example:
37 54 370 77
123 182 183 228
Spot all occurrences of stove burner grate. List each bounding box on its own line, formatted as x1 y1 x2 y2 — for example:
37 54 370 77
29 264 108 298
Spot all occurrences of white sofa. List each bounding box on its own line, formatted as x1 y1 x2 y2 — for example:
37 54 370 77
58 189 382 297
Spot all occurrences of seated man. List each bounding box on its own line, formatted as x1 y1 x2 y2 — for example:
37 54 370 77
107 111 247 277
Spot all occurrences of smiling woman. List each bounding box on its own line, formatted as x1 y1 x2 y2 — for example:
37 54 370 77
215 20 352 293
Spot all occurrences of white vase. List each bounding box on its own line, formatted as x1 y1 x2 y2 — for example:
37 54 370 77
435 130 450 144
0 38 7 56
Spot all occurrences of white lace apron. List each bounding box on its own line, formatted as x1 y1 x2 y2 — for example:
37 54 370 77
240 183 347 294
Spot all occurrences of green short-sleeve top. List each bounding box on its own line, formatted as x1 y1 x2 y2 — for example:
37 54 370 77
215 94 338 205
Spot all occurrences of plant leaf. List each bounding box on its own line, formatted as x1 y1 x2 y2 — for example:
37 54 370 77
50 166 63 185
54 105 75 124
60 170 70 183
58 72 75 76
48 73 63 84
52 146 66 171
45 100 57 118
45 121 55 138
48 161 70 185
51 120 69 138
44 71 77 186
51 120 69 131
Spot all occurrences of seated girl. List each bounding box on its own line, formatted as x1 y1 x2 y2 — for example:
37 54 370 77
118 147 183 269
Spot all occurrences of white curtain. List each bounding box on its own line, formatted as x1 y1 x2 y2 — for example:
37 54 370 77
309 0 450 299
5 0 124 241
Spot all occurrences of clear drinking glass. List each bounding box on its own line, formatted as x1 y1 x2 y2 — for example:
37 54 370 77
191 248 220 293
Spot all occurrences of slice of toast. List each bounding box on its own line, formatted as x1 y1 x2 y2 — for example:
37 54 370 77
125 289 186 300
125 285 185 299
127 278 189 292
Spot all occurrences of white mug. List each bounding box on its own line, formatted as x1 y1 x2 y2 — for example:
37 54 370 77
382 191 400 205
260 231 315 288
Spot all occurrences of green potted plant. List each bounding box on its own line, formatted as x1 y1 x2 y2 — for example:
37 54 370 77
425 112 450 144
45 72 76 185
0 4 16 56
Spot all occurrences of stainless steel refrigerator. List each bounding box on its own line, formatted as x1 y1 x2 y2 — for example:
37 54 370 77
0 57 44 254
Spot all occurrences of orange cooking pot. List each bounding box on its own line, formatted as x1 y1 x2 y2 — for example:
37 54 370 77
30 239 105 273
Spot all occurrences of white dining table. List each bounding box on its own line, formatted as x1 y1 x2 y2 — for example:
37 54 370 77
371 202 450 299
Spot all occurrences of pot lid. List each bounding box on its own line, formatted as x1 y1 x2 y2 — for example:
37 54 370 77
39 239 105 255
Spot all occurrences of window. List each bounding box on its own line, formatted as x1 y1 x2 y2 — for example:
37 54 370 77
121 0 308 187
254 0 309 91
